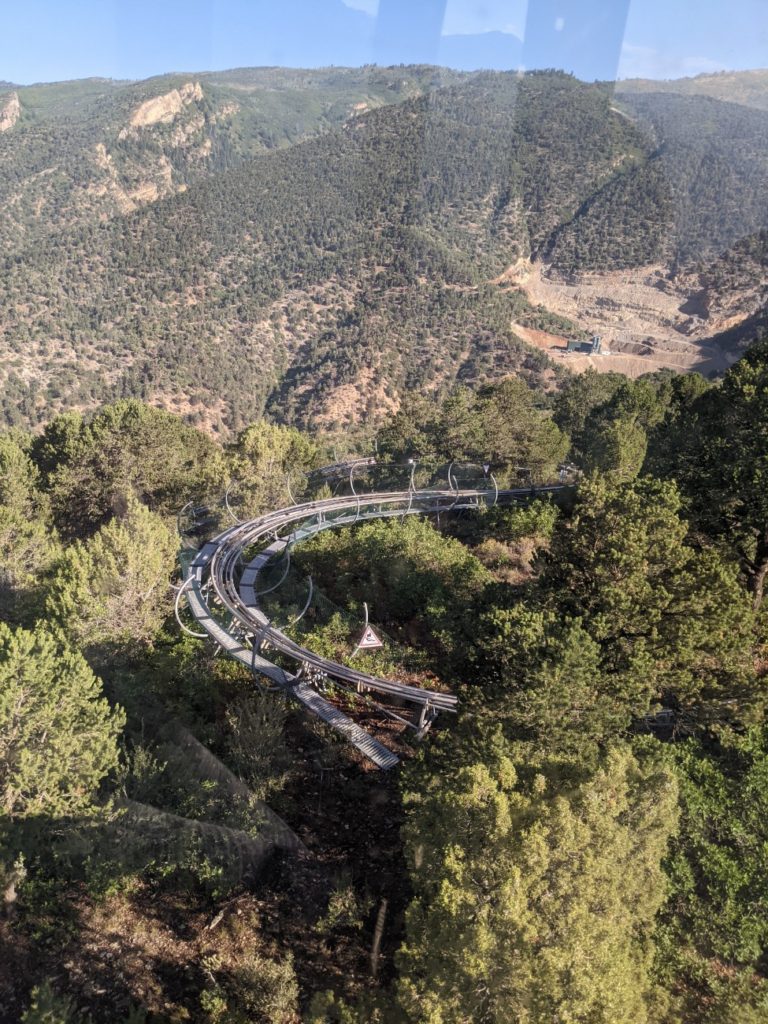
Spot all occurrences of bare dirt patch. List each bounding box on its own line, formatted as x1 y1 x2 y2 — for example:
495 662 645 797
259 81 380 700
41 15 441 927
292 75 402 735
505 259 755 377
314 366 400 429
510 322 695 377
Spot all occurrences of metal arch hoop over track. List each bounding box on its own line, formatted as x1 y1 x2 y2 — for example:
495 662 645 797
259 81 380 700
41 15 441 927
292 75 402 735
180 480 566 769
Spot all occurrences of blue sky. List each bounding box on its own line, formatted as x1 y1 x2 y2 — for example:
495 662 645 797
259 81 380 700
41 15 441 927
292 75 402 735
1 0 766 86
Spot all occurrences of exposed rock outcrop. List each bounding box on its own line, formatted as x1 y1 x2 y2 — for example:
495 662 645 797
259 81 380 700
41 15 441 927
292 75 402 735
125 81 204 131
0 92 20 133
88 143 175 212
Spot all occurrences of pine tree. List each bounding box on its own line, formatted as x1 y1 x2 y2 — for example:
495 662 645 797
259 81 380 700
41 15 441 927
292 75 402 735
650 336 768 610
0 623 124 819
397 741 678 1024
537 476 758 728
0 435 60 622
229 420 319 517
46 498 177 648
583 417 648 481
35 401 227 540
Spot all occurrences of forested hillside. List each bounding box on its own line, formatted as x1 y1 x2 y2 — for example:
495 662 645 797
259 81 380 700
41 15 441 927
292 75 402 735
1 336 767 1022
545 90 768 271
3 68 768 434
0 66 465 250
1 71 636 431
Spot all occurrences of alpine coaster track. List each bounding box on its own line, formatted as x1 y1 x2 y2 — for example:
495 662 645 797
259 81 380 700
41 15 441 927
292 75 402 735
178 470 569 769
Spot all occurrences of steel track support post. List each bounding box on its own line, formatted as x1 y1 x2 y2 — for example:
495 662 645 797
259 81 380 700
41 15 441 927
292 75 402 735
174 575 209 639
417 702 429 733
254 617 272 652
446 460 461 509
402 488 414 522
290 577 314 625
416 702 437 739
350 601 369 667
224 480 240 524
349 463 361 523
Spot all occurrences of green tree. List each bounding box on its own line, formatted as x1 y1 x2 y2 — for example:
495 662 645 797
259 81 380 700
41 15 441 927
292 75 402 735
0 623 123 819
649 336 768 609
696 974 768 1024
583 416 648 482
378 380 567 481
397 741 678 1024
552 369 626 447
34 401 227 539
0 434 60 622
29 411 84 479
376 394 440 462
296 516 490 659
46 499 177 648
477 379 567 480
228 420 319 517
472 606 614 760
578 378 672 482
651 730 768 1022
661 731 768 969
642 371 712 495
536 476 757 729
430 387 487 464
481 499 559 544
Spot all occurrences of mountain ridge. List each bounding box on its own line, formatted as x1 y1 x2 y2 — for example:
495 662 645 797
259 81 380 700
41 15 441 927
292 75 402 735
1 67 767 434
0 65 469 251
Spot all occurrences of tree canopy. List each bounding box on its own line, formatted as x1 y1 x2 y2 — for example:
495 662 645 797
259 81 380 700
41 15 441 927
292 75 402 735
0 435 59 622
228 420 320 516
0 622 123 820
46 497 177 648
397 740 678 1024
649 336 768 609
536 476 758 729
378 380 567 482
33 400 227 539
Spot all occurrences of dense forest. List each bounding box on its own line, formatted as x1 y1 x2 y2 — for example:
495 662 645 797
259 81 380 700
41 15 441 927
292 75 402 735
2 332 768 1022
3 69 768 433
545 92 768 272
0 66 469 251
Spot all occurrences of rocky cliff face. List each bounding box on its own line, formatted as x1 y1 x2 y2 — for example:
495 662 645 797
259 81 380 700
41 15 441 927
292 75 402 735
87 142 177 213
0 92 20 133
123 81 205 133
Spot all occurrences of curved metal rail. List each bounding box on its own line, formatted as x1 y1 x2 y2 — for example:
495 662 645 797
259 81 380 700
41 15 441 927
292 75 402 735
180 482 565 767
